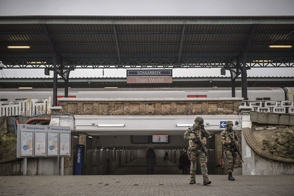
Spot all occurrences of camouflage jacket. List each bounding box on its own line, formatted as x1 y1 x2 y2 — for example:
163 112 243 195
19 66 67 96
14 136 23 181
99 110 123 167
220 129 238 150
183 123 210 151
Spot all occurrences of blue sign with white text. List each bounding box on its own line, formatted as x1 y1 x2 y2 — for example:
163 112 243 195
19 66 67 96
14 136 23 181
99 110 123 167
75 144 84 175
220 121 227 128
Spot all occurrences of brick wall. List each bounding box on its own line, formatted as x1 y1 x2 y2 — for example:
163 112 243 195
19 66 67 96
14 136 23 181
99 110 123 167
58 99 242 115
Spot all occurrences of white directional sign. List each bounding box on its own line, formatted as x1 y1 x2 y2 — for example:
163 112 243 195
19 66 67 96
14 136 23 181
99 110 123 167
220 121 227 129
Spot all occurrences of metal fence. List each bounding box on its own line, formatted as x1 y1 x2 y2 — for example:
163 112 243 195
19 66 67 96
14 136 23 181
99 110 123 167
0 98 51 117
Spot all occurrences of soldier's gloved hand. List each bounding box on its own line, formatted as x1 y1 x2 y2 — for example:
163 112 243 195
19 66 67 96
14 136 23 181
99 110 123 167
192 138 199 144
229 142 235 148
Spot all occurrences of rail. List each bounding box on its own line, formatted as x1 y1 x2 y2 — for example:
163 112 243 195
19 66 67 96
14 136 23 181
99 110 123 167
240 101 294 114
0 98 51 117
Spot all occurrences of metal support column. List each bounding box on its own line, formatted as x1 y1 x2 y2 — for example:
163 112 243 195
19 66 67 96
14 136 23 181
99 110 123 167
63 71 71 98
231 79 236 97
53 55 58 106
229 63 241 98
241 56 248 100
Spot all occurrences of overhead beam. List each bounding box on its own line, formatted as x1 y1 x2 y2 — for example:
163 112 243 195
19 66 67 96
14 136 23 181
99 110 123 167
1 18 294 25
2 77 293 83
177 25 185 63
4 42 293 46
113 25 121 63
1 57 293 69
1 31 292 35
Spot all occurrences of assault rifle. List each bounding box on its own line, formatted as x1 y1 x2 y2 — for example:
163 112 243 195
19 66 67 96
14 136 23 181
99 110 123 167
189 125 209 161
227 133 244 163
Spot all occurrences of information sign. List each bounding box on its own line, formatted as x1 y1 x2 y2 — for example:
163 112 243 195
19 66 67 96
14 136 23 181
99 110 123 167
48 132 59 156
17 124 71 157
60 132 71 156
220 121 227 128
35 131 46 156
20 131 34 157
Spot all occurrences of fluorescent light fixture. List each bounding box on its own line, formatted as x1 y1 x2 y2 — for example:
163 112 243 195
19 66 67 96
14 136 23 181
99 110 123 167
7 46 30 49
176 124 193 127
28 61 47 64
269 45 292 49
98 124 125 127
88 136 92 139
253 59 273 63
18 87 33 90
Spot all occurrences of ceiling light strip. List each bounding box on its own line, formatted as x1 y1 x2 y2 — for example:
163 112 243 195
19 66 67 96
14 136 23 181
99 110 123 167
7 46 30 49
269 45 292 49
176 124 193 127
97 124 125 127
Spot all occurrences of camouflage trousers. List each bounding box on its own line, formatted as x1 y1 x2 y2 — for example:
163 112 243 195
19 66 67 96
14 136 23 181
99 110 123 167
188 149 209 181
224 149 237 173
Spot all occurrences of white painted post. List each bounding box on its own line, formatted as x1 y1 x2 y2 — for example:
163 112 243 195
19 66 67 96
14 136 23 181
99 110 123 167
61 157 64 176
23 158 27 175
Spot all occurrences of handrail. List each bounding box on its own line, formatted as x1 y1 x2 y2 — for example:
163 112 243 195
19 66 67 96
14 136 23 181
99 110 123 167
0 98 51 117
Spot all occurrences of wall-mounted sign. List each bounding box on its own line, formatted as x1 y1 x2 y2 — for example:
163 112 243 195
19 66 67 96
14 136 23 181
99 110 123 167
152 134 170 144
127 69 172 76
126 69 172 84
127 76 172 84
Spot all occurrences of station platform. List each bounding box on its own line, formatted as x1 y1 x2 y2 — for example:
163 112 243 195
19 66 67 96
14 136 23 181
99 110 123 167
1 158 293 196
1 174 293 196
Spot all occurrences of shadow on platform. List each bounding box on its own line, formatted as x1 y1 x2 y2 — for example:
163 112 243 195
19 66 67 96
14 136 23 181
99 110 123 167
107 158 185 175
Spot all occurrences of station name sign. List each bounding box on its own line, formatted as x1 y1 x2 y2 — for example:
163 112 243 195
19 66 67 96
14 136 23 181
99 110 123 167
127 69 172 84
127 69 172 76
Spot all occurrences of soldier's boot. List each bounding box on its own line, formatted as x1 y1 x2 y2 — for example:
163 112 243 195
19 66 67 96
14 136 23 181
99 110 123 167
190 176 196 184
228 173 235 181
189 179 196 184
203 178 211 185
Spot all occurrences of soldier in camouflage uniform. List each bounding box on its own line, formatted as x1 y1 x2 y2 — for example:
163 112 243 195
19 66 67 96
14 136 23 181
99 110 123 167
183 116 211 185
220 120 238 181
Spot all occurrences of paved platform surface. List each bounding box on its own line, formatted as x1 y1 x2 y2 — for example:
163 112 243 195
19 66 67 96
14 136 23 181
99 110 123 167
0 174 293 196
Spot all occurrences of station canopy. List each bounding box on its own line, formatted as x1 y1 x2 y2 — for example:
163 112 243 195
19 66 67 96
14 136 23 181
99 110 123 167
0 16 294 70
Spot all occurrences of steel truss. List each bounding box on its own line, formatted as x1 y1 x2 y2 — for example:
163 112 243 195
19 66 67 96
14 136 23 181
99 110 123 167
1 57 294 69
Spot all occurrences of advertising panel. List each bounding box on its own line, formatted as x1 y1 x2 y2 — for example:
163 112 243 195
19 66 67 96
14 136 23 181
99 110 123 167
60 132 71 156
20 131 34 157
35 131 46 156
47 132 59 156
17 124 71 157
